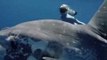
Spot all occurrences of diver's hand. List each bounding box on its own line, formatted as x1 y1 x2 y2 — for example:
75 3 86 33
42 57 58 60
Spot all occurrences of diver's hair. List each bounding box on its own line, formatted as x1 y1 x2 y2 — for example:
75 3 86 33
60 7 67 13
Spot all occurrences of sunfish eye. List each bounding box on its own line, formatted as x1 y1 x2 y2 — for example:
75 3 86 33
9 33 16 36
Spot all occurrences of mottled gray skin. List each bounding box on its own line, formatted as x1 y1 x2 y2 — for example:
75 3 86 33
0 0 107 60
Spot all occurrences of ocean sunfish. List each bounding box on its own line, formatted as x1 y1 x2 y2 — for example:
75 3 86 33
0 0 107 60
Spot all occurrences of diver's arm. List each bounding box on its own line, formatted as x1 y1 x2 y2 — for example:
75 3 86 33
68 9 77 16
75 19 85 25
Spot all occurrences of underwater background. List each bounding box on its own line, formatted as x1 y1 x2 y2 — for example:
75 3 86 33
0 0 104 60
0 0 103 28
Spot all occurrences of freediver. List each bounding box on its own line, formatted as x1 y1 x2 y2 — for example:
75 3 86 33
59 4 85 25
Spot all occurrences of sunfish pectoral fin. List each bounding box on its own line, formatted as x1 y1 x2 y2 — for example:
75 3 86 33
0 45 6 59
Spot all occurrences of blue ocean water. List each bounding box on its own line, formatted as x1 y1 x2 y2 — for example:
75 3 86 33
0 0 103 28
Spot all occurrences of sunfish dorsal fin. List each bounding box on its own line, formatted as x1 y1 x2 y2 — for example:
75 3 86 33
88 0 107 39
